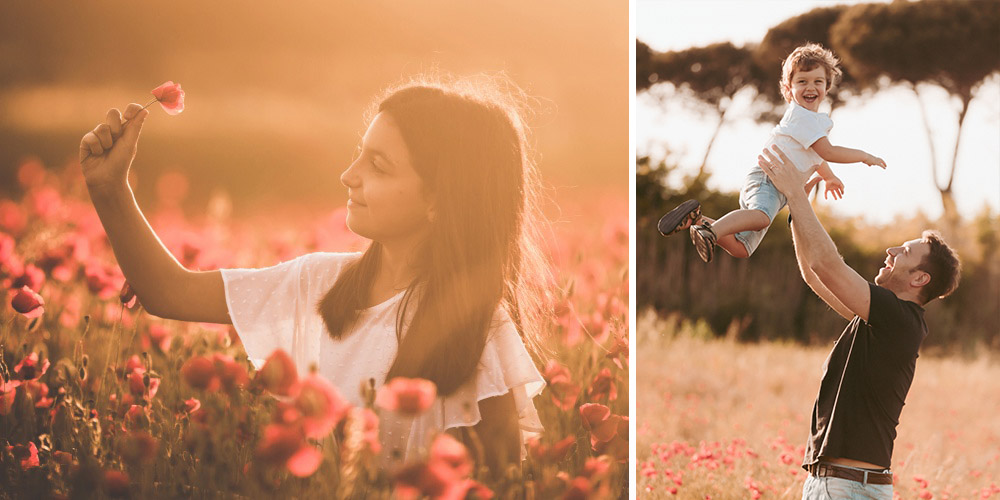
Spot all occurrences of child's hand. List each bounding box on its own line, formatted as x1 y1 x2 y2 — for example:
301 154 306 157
804 174 823 195
823 176 845 200
863 153 887 169
79 103 149 192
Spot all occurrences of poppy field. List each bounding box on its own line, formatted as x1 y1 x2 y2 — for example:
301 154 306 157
0 158 628 499
636 312 1000 500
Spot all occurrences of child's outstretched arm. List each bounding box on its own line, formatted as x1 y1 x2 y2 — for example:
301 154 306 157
810 137 887 169
814 162 844 200
79 104 230 324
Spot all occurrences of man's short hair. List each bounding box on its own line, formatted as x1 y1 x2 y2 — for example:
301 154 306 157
916 230 961 304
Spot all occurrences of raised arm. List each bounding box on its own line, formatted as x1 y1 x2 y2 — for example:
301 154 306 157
79 104 230 324
759 146 872 322
810 137 886 168
790 219 855 321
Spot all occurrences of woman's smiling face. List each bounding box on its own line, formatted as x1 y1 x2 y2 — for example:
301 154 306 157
340 112 433 245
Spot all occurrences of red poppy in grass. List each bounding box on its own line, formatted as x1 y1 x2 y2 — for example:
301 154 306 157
582 456 612 480
7 442 39 469
393 462 455 500
144 324 172 353
14 352 50 381
103 470 130 497
181 356 219 391
579 403 621 446
254 423 323 477
429 433 473 479
376 377 437 416
286 445 323 478
563 476 592 500
125 355 144 375
0 232 14 263
212 353 249 391
11 286 44 318
542 360 581 411
592 416 628 463
254 349 298 396
0 200 26 235
586 368 617 402
124 405 148 430
605 334 628 370
1 381 22 415
294 374 350 439
25 380 53 408
527 435 576 463
151 81 185 115
182 398 200 414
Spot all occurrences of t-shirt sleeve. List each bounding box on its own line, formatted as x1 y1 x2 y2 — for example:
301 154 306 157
865 282 922 355
220 253 320 374
783 106 829 149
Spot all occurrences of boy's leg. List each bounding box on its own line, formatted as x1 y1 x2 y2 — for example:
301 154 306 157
696 209 771 259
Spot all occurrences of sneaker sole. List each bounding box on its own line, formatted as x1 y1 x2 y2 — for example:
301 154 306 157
657 200 701 237
690 225 716 263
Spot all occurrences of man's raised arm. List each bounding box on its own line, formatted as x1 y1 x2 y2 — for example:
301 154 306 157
758 146 872 322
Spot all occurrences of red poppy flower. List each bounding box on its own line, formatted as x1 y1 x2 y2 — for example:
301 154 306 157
253 349 298 396
182 398 200 414
293 374 350 439
254 423 324 477
393 462 455 500
25 380 53 408
11 286 44 318
542 360 581 411
212 353 248 391
605 334 629 370
563 476 592 500
181 356 219 391
124 355 144 375
527 435 576 463
578 403 621 446
151 81 185 115
376 377 437 416
11 263 44 291
586 368 618 402
144 324 172 353
429 433 473 479
7 442 39 470
13 352 50 381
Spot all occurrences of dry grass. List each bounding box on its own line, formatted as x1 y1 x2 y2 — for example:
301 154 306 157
636 311 1000 499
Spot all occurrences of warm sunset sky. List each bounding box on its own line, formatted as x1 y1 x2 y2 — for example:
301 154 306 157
637 0 1000 225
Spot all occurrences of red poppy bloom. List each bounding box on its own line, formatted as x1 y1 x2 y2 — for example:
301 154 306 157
429 433 473 479
294 374 350 439
124 355 144 375
144 324 172 353
11 286 44 318
376 377 437 416
120 431 159 465
586 368 618 402
11 263 44 291
212 353 249 391
605 334 628 370
527 435 576 463
578 403 621 446
542 360 581 411
254 349 298 396
151 81 185 115
13 352 50 381
254 423 324 477
183 398 200 414
7 442 39 470
25 380 53 408
181 356 219 391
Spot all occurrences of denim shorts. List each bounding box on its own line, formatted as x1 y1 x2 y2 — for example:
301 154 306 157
734 169 787 257
802 475 893 500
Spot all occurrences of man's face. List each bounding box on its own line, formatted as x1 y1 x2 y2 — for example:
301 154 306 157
875 238 931 294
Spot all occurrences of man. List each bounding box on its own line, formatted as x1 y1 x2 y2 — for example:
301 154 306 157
757 146 961 500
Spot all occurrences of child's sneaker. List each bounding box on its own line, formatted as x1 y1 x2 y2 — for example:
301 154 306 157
658 200 701 237
690 221 717 263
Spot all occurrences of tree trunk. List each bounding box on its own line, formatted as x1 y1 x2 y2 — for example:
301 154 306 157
941 95 971 224
699 104 729 177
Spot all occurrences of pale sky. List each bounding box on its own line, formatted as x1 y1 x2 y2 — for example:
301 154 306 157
637 0 1000 224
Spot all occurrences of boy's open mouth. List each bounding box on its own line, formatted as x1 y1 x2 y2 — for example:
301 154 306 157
803 94 818 103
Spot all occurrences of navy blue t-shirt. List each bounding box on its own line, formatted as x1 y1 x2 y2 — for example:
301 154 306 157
803 282 927 469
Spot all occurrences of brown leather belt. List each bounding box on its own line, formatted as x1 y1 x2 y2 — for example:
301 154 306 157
806 462 893 485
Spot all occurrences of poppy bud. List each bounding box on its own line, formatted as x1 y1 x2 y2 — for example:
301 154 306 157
11 286 44 318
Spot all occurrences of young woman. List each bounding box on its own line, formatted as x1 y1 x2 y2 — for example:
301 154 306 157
78 76 552 472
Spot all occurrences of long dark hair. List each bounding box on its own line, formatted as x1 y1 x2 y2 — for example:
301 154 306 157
317 75 551 396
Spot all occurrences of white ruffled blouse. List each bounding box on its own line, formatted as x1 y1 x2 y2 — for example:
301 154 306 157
220 252 545 463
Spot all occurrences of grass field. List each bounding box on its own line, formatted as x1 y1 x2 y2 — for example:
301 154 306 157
637 311 1000 499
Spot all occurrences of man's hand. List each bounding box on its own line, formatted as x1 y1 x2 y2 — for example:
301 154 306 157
758 145 809 199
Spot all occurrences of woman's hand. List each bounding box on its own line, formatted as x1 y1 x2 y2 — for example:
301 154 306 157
79 103 149 193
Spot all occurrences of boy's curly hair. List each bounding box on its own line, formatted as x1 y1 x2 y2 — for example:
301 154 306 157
780 43 843 102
